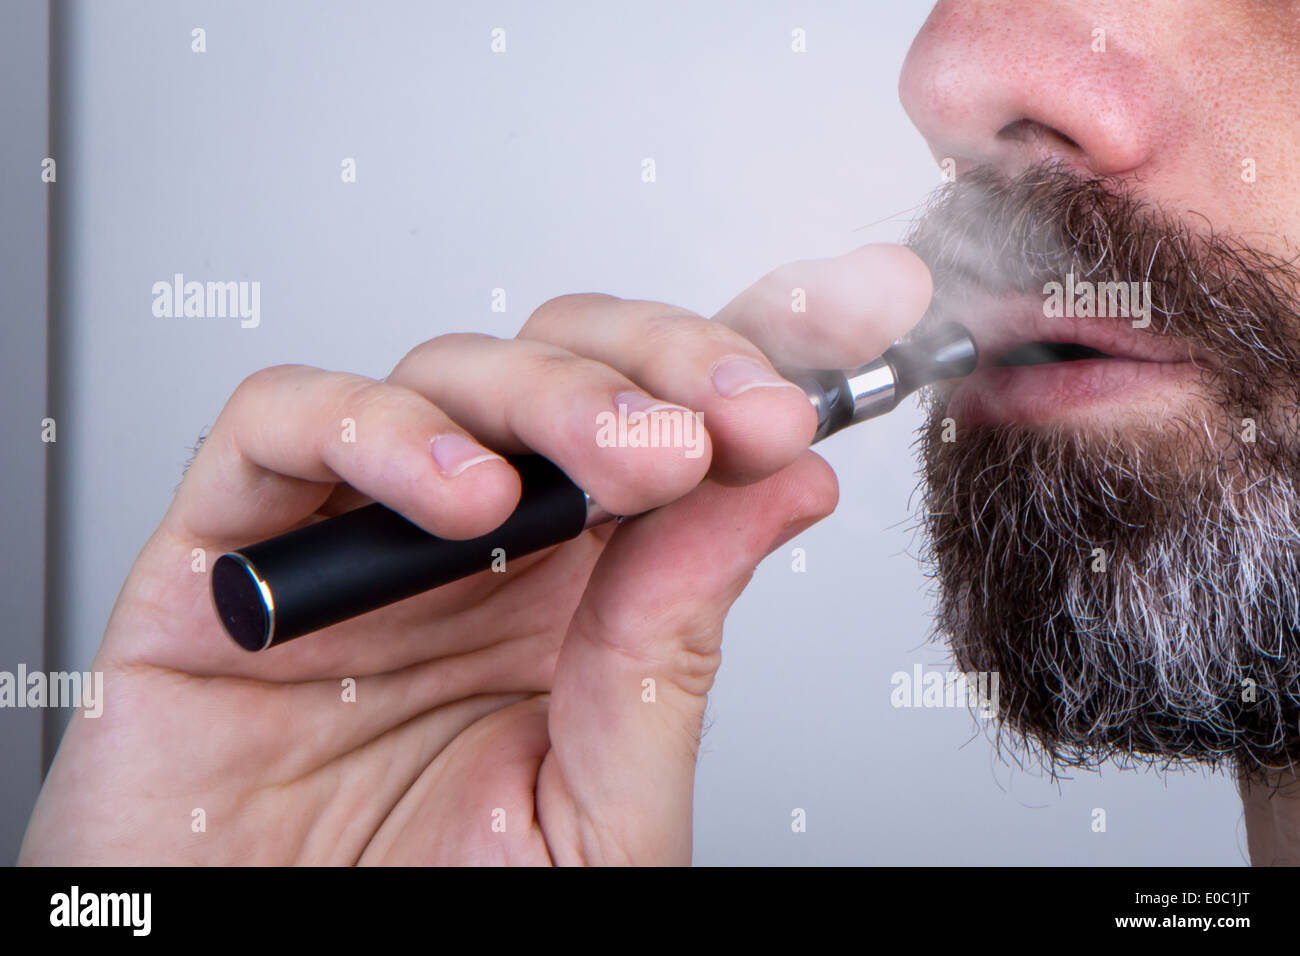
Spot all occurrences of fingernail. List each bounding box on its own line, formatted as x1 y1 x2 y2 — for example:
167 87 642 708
711 356 801 398
613 391 686 416
430 435 503 478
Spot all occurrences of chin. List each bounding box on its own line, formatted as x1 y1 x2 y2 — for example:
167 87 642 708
917 398 1300 776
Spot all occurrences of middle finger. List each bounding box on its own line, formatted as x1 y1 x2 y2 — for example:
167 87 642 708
519 293 817 485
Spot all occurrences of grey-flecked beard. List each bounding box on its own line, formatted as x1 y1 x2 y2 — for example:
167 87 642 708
908 164 1300 776
920 413 1300 774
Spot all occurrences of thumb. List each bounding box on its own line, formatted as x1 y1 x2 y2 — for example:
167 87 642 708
536 451 838 864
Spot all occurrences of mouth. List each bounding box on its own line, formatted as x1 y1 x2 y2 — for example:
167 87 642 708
995 342 1112 367
937 297 1202 427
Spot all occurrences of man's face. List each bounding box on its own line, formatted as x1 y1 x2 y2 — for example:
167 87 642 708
898 0 1300 772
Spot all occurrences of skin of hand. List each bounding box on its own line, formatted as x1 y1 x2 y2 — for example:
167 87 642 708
20 243 931 866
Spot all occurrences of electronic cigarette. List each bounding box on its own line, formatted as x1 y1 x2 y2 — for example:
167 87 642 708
211 322 977 651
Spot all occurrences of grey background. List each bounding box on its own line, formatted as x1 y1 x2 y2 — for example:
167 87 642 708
6 0 1246 863
0 0 49 868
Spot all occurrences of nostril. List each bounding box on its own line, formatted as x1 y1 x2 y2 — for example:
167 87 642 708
997 118 1081 152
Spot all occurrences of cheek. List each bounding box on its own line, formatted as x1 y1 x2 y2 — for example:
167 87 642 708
1156 5 1300 256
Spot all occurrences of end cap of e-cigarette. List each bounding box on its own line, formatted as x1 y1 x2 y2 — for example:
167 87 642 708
211 553 274 652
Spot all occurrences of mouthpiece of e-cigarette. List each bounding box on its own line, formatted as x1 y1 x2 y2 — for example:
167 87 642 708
779 322 978 443
211 322 978 651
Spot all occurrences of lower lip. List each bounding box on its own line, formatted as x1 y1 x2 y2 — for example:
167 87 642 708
942 358 1200 426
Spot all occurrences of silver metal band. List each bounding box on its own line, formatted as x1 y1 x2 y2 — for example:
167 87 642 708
578 360 897 526
845 359 897 424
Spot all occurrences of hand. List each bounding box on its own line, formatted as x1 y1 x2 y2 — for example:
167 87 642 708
20 244 930 865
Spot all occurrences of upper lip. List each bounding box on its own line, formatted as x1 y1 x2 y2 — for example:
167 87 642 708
958 296 1198 370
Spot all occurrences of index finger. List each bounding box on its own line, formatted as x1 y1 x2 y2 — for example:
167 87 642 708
712 243 933 369
167 364 521 545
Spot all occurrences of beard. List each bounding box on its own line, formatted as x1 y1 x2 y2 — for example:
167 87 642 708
907 164 1300 775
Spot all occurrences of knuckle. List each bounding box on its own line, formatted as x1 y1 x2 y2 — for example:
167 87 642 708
524 292 620 334
640 309 753 359
330 374 390 421
231 363 310 402
669 643 725 694
622 299 699 323
332 375 410 421
584 596 727 683
521 346 587 385
394 332 497 376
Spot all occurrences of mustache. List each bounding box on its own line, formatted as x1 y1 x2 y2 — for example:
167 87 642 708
904 164 1300 396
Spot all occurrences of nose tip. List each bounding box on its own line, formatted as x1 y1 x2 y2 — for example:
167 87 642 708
899 0 1163 179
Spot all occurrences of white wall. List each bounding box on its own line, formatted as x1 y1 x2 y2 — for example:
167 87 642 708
45 0 1246 864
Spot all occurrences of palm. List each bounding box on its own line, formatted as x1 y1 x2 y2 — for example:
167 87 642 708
27 502 623 864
